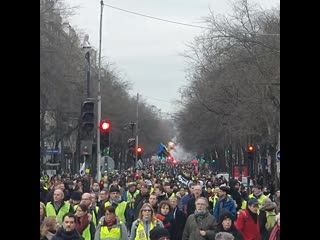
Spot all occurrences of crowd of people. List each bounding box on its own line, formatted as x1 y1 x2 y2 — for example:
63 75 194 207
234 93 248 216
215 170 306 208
40 163 280 240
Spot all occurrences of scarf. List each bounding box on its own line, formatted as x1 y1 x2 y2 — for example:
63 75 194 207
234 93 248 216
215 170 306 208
109 198 122 207
155 212 173 228
104 215 117 227
194 209 210 222
75 214 89 234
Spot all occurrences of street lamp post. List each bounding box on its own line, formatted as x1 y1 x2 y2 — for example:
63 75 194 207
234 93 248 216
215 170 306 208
82 34 91 98
96 0 104 181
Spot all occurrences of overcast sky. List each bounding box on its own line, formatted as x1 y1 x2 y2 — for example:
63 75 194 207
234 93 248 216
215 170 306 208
64 0 279 117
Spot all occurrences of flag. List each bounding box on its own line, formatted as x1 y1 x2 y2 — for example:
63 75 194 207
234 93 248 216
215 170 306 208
157 144 164 154
79 162 85 176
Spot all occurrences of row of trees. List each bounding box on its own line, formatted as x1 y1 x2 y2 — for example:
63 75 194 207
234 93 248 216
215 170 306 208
175 0 280 188
40 0 173 174
40 0 280 188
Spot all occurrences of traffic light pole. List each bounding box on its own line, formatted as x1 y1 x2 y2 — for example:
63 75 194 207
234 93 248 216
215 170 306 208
96 0 104 181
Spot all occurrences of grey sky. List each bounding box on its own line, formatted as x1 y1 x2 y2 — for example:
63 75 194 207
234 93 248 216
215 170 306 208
64 0 279 116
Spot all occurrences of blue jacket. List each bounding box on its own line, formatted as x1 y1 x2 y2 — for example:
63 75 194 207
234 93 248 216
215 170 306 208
213 196 237 220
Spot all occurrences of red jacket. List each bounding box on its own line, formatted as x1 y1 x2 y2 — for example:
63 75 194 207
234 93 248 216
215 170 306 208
235 209 260 240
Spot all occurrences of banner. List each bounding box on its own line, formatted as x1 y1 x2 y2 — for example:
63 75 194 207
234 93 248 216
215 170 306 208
79 162 85 176
177 175 190 186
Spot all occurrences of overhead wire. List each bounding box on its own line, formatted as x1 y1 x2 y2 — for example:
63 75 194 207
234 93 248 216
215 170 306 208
103 3 280 36
104 3 209 29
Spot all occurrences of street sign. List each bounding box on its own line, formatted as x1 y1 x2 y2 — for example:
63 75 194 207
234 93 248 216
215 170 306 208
46 149 59 154
276 150 280 161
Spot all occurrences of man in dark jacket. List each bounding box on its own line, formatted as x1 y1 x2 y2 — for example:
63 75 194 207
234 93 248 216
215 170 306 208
150 226 171 240
209 210 243 240
52 213 84 240
169 196 187 240
229 180 243 212
134 183 150 219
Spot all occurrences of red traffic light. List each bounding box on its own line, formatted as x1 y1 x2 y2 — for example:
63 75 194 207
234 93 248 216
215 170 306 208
247 145 255 152
100 120 110 132
136 147 142 153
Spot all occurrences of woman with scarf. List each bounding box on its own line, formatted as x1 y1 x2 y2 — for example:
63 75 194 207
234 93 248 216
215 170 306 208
74 204 95 240
235 199 260 240
95 205 128 240
155 201 174 234
130 203 164 240
182 197 216 240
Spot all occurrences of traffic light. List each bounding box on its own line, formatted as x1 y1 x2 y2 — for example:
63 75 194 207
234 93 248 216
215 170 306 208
136 146 143 160
100 120 110 132
99 179 104 190
100 120 110 156
247 145 254 161
81 100 94 139
247 145 255 152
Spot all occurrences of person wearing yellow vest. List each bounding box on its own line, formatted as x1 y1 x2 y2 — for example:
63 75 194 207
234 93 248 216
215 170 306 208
104 185 128 224
123 182 140 235
163 183 175 199
249 185 268 210
263 187 271 199
207 186 218 214
130 203 164 240
46 189 74 224
259 198 277 240
75 193 99 226
75 204 96 240
94 205 128 240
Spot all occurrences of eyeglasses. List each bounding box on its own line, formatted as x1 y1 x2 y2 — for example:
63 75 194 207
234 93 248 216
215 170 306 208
142 209 152 212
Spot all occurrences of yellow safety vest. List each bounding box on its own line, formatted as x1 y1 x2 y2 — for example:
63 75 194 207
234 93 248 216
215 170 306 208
127 190 140 208
135 221 157 240
46 201 71 224
249 194 268 210
209 195 218 209
237 200 247 216
166 192 175 199
99 222 122 240
81 223 91 240
241 200 247 210
104 201 128 223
